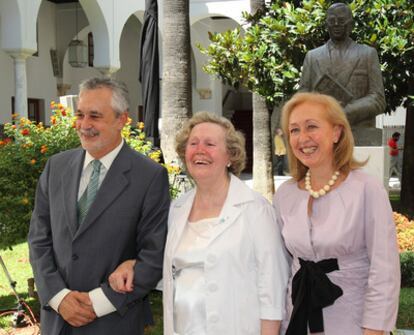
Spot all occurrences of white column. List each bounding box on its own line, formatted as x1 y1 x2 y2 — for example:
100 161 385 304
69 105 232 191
96 66 119 78
8 51 33 118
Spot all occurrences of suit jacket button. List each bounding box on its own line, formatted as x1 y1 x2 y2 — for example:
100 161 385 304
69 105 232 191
72 254 79 261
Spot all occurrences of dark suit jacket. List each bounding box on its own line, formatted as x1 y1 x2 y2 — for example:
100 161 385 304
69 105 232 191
299 39 386 126
28 143 170 335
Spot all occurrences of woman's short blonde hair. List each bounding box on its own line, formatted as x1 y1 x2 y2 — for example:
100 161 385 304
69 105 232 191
281 92 365 181
175 111 246 176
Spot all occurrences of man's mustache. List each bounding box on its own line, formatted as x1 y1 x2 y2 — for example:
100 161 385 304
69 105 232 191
78 128 100 137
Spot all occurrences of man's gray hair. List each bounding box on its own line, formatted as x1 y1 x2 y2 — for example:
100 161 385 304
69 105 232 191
79 77 130 116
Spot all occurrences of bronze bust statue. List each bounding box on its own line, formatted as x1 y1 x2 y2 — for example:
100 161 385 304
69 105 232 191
299 3 386 145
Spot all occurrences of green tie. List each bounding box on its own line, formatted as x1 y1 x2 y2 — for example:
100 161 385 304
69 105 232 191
78 160 102 225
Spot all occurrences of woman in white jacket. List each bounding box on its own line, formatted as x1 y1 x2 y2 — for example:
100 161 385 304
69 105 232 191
109 111 289 335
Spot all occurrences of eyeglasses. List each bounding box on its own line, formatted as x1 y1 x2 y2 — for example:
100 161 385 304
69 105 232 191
326 17 352 26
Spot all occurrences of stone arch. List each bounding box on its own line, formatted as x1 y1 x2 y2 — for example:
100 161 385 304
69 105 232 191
80 0 145 74
116 12 144 121
190 14 244 115
0 0 41 52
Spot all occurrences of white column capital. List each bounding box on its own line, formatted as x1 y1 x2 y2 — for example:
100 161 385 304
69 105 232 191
5 48 36 60
96 66 120 77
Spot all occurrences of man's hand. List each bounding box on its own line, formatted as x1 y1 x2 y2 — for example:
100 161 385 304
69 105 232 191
109 259 136 293
58 291 97 327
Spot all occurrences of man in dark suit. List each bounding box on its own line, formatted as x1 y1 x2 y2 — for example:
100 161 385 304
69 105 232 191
299 3 386 144
28 77 170 335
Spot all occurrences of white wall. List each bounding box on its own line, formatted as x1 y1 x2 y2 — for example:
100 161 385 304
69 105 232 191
0 49 14 124
26 1 59 123
191 16 241 115
115 14 142 122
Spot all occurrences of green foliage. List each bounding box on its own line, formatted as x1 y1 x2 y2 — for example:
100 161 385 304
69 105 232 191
0 103 179 250
0 105 80 251
199 0 414 110
401 251 414 288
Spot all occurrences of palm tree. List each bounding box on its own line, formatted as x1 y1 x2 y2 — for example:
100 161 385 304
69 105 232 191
251 0 274 201
161 0 192 163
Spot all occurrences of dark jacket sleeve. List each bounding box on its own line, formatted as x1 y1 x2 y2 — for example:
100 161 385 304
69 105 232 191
28 158 68 307
101 166 170 314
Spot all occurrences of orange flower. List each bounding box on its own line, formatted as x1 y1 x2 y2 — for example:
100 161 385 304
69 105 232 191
30 159 36 165
50 116 56 125
40 145 48 154
71 121 77 128
138 122 145 130
50 101 56 109
11 113 19 119
61 110 67 117
20 128 30 136
0 141 4 146
12 125 17 129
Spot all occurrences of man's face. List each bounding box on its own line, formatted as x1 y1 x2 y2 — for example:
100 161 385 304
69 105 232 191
75 87 127 159
326 6 353 42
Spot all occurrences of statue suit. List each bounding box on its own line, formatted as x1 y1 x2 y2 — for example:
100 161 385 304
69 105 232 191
299 3 386 144
300 38 386 127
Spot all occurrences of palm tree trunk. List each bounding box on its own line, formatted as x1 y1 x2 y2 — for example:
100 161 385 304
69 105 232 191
250 0 274 201
161 0 192 163
252 94 274 201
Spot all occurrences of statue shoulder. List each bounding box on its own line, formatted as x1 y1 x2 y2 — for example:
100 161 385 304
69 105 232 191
353 42 379 56
306 43 328 57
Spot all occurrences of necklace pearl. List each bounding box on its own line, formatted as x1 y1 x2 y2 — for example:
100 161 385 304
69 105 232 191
305 170 340 198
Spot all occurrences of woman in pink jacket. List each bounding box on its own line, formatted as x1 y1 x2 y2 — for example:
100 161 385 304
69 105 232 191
273 92 400 335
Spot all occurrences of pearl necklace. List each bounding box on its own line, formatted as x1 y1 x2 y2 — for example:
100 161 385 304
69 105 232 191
305 170 340 199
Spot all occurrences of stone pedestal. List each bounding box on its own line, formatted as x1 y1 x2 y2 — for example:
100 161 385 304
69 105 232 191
353 146 389 190
352 127 383 146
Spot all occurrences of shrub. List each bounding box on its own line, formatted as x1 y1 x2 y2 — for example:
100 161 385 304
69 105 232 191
0 102 179 250
394 212 414 253
400 252 414 287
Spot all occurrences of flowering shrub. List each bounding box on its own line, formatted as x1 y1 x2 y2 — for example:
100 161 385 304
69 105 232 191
394 212 414 253
0 102 180 250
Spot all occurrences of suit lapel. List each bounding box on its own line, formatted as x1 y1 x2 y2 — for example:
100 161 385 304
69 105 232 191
61 149 85 238
168 175 255 253
315 44 331 77
75 144 131 239
340 40 360 87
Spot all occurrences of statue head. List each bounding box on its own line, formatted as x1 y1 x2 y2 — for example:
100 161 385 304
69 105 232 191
326 3 354 42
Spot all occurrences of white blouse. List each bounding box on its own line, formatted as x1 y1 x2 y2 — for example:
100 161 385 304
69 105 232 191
173 218 220 335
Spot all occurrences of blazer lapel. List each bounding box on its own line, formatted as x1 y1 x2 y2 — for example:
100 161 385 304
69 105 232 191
75 144 131 238
340 40 360 87
167 175 255 252
168 189 195 255
206 174 254 247
61 149 85 238
315 44 331 77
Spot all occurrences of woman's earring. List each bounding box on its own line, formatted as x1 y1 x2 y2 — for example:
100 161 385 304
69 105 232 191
227 162 231 168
